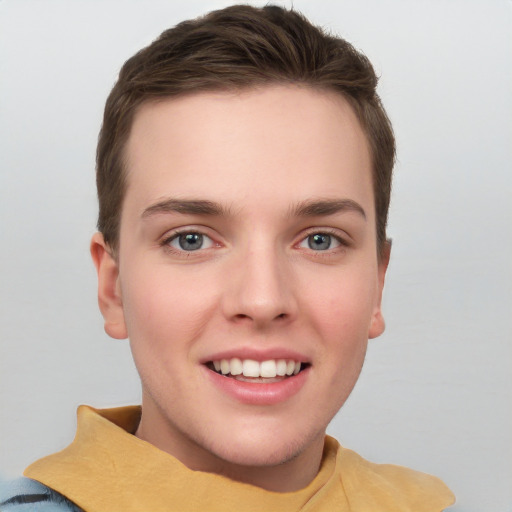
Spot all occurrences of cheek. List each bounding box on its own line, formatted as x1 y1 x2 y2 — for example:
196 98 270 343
304 265 378 337
301 265 376 385
120 266 219 359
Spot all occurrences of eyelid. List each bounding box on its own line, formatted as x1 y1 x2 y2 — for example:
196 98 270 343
160 226 221 253
158 225 351 255
297 227 350 245
169 232 214 251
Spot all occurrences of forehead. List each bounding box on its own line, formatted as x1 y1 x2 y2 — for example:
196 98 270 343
123 85 373 216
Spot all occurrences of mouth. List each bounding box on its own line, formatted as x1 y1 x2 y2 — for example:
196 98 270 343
206 358 310 383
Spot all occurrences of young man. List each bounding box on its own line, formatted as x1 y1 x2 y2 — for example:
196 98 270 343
1 5 454 511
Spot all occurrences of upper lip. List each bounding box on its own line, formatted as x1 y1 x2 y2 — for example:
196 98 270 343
200 347 311 364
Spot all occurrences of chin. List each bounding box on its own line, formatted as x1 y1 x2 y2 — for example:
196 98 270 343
218 446 296 468
206 425 322 469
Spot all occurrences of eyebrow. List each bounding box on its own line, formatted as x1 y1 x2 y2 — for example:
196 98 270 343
291 199 366 220
141 197 366 220
142 198 229 219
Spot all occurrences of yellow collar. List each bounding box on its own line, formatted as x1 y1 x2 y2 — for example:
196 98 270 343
25 405 454 512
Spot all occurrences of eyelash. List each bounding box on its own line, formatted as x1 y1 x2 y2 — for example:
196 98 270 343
160 228 216 254
297 228 350 253
160 227 350 256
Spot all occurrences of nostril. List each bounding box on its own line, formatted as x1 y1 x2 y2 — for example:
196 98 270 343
230 309 290 324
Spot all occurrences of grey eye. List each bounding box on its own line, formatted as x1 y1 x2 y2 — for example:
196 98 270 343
170 232 213 251
299 233 342 251
308 233 332 250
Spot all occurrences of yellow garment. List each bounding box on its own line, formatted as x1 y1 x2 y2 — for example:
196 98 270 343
25 405 455 512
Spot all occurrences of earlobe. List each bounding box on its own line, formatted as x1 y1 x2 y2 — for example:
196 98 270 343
368 240 391 340
368 311 386 339
90 232 128 340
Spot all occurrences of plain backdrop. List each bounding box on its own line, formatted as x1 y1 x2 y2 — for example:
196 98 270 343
1 1 511 511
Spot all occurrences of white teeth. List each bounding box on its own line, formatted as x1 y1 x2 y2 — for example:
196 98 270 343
230 358 243 376
276 359 287 376
260 360 277 378
211 358 304 378
242 359 260 377
220 359 230 375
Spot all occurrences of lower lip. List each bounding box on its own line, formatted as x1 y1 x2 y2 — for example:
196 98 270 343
204 366 310 406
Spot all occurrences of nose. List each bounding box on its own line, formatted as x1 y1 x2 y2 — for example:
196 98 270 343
222 241 297 328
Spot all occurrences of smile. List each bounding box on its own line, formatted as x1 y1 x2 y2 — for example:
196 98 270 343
210 358 303 379
204 358 311 405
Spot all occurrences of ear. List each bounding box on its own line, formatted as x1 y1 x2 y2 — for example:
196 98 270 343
90 232 128 339
368 240 391 339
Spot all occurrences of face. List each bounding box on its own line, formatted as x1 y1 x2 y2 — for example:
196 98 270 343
92 85 388 487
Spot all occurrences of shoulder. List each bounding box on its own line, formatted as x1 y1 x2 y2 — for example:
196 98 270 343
0 477 84 512
336 444 455 511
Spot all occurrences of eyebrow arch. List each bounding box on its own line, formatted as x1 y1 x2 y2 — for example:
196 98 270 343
291 199 367 220
141 198 229 219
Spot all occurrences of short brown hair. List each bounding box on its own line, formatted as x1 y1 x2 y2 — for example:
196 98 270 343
96 4 395 254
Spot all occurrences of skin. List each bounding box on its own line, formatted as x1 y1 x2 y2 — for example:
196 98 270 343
91 85 389 492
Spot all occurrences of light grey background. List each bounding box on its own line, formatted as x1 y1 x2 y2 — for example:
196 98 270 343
1 1 511 511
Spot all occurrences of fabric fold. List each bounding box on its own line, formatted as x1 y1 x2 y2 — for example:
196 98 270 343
24 405 454 512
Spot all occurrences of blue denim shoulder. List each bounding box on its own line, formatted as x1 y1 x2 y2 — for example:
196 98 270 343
0 477 83 512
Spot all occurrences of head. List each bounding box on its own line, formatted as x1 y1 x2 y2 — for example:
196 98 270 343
96 4 395 257
91 4 395 491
